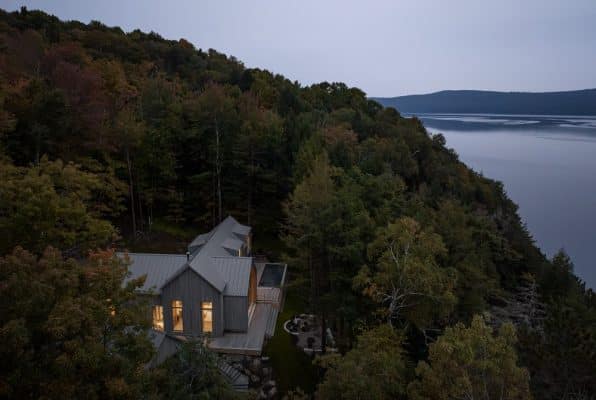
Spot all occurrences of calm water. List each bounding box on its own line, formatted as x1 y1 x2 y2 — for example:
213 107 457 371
415 113 596 289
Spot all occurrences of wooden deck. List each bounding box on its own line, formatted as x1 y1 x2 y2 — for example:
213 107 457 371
208 303 275 355
255 261 286 307
208 261 287 355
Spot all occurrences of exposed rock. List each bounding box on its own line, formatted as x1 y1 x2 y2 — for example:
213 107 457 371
488 276 546 332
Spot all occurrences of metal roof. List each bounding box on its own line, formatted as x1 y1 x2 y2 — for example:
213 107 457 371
232 223 251 237
148 330 166 349
118 252 187 294
188 230 214 252
212 256 252 296
222 237 243 252
188 216 248 292
122 216 254 295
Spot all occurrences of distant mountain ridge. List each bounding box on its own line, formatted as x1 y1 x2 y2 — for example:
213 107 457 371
373 89 596 115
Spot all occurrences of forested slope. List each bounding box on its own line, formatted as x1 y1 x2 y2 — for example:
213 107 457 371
0 8 594 399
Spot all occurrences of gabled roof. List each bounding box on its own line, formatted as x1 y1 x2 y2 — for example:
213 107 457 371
212 256 253 296
122 216 253 295
187 216 250 292
119 253 187 294
188 229 215 253
232 223 250 237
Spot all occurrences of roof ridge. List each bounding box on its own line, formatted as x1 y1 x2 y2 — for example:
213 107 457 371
117 252 186 257
212 256 253 259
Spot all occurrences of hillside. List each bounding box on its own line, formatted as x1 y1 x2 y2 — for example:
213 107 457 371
374 89 596 115
0 8 595 400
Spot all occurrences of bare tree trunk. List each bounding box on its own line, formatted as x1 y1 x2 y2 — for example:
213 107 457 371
321 313 327 354
126 147 137 236
138 189 145 232
214 116 222 223
248 147 254 225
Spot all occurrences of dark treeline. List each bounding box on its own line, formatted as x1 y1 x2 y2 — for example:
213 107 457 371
0 8 594 400
374 89 596 115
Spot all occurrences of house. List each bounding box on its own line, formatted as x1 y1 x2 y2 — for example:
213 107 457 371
119 216 287 360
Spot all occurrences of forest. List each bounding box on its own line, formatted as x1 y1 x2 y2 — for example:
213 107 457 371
0 7 595 400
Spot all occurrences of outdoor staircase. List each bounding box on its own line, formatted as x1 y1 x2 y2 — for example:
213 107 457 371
265 306 279 338
217 359 249 391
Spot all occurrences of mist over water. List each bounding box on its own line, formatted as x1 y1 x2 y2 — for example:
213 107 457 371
416 113 596 289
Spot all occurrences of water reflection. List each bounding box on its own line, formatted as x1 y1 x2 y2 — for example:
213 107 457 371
414 113 596 289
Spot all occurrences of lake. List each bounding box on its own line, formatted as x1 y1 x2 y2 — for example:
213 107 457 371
415 113 596 289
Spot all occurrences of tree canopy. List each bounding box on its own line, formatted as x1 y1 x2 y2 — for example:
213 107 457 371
0 7 594 399
408 316 532 400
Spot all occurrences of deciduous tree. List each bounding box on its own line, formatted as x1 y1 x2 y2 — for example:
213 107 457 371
0 247 154 399
354 217 456 331
316 325 407 400
408 315 532 400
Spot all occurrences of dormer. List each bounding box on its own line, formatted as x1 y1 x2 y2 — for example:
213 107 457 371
188 231 213 254
221 237 244 256
232 223 251 255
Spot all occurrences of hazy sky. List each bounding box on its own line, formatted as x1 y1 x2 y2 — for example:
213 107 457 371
4 0 596 96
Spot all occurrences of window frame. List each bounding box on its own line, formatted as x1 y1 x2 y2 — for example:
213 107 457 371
171 300 184 332
152 305 164 331
201 301 213 334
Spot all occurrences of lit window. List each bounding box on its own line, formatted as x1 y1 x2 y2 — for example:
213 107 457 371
172 300 183 332
201 301 213 333
152 305 164 331
107 298 116 316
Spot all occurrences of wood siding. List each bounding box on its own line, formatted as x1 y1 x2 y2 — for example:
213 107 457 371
224 296 248 331
161 267 224 337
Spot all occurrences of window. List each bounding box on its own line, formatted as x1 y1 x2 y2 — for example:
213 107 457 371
152 305 164 331
172 300 183 332
201 301 213 333
107 298 116 316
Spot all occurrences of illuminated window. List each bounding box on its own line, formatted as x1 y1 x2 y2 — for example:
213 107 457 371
172 300 183 332
201 301 213 333
152 305 164 331
107 298 116 316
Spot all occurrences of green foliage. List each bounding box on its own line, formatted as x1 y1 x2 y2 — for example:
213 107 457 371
0 8 593 399
315 325 407 400
355 217 456 330
284 154 372 345
408 316 532 400
0 157 120 255
153 339 239 400
0 247 154 399
519 250 596 399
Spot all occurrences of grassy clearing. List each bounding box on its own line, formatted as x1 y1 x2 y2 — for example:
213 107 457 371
263 290 319 395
